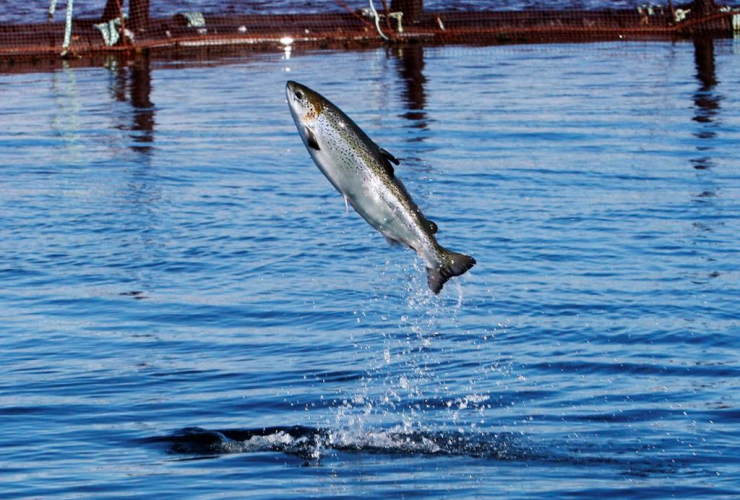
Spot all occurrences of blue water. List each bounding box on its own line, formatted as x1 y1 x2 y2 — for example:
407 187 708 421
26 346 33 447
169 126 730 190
1 41 739 498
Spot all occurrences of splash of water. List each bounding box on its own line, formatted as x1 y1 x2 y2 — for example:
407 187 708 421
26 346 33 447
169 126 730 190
326 257 492 452
152 425 527 462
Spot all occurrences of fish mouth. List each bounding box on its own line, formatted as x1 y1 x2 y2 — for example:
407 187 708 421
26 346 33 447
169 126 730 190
285 80 296 102
285 81 302 123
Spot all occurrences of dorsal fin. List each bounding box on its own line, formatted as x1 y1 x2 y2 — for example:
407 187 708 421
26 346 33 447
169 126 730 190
377 145 399 177
379 154 395 177
379 146 400 165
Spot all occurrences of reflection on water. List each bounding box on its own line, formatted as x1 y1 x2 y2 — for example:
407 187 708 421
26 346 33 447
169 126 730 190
106 53 156 155
393 45 428 131
391 44 434 176
102 53 160 295
691 37 721 170
689 37 723 284
50 61 84 161
130 54 155 149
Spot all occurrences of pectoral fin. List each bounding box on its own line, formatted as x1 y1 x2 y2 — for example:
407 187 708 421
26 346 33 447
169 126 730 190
305 127 321 151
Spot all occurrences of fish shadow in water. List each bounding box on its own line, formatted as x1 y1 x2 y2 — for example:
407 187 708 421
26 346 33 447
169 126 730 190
141 425 685 476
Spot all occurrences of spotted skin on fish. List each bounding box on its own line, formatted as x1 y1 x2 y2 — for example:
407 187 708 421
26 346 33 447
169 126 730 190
286 81 475 294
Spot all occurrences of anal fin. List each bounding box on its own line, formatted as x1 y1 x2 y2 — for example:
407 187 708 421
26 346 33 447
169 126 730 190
385 236 403 247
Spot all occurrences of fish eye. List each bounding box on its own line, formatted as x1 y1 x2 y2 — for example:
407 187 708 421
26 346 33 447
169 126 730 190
295 90 304 100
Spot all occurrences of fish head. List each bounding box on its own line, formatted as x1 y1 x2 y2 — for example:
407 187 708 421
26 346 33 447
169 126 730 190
286 81 325 127
286 81 327 152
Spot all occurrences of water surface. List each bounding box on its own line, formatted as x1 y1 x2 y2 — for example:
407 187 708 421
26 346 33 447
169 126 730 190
1 41 739 499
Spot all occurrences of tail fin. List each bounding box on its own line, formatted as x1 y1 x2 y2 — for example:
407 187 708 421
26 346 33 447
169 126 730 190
426 249 476 294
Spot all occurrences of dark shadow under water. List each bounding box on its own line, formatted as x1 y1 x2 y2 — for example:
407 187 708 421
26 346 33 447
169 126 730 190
143 425 525 461
143 425 687 477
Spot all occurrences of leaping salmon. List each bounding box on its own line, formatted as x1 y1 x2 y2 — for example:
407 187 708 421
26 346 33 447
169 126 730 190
286 81 475 294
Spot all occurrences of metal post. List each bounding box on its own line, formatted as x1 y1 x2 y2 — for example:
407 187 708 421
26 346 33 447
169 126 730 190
130 0 150 32
390 0 423 24
693 0 717 16
102 0 121 22
102 0 149 32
